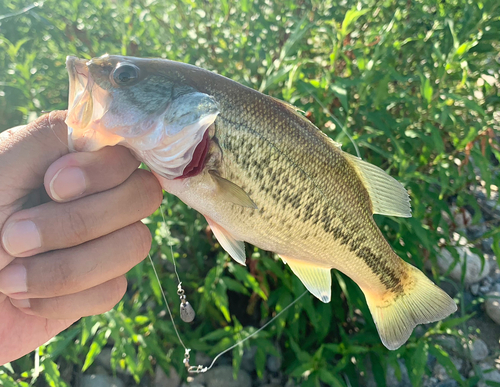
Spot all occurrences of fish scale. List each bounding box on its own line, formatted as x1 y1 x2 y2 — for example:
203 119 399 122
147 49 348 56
211 95 391 277
65 54 457 350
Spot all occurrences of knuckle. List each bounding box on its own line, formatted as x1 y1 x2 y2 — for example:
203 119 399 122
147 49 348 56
127 222 152 260
113 146 137 167
30 296 60 318
132 170 163 213
43 259 73 296
61 207 92 245
100 277 127 313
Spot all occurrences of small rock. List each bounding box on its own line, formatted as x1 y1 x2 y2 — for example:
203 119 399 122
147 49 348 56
471 283 480 296
240 346 257 372
467 223 487 240
434 335 460 354
91 366 109 376
451 232 468 246
480 285 491 294
154 365 180 387
469 338 489 361
267 374 282 385
95 348 113 371
477 362 500 387
386 359 411 387
485 291 500 325
436 381 459 387
490 267 500 283
205 365 252 387
433 356 463 381
482 237 494 254
423 376 439 387
481 277 492 286
266 354 282 373
414 325 427 338
189 373 206 385
80 375 125 387
453 207 472 229
436 247 490 285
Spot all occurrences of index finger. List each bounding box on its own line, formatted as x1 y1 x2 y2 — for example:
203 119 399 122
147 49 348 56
43 146 141 202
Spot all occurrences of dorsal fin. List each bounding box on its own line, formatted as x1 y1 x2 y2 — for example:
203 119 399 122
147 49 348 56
270 96 342 150
343 153 411 218
270 96 305 114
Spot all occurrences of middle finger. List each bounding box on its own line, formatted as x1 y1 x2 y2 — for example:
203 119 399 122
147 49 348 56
1 169 162 257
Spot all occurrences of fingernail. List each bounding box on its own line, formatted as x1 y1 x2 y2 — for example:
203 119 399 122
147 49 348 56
49 167 86 201
10 297 30 309
0 264 27 294
2 220 41 255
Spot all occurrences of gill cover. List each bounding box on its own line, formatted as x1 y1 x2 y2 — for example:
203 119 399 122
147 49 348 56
135 92 219 179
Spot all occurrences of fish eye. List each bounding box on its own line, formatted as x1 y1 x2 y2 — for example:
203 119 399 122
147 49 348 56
112 63 140 86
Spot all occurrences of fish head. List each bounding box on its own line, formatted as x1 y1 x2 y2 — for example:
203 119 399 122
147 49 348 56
66 54 219 178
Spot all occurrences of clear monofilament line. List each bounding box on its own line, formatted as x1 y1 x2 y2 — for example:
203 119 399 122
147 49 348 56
159 202 182 285
189 290 308 374
147 252 189 352
152 202 308 373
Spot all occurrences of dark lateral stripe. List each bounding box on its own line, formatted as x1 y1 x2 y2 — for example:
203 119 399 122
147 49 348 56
319 216 402 292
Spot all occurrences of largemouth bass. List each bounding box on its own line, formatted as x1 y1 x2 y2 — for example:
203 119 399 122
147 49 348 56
65 55 457 350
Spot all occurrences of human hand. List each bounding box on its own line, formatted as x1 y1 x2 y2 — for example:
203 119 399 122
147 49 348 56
0 111 163 365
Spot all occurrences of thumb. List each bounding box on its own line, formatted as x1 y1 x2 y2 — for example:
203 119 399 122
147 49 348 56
0 111 69 208
0 111 69 271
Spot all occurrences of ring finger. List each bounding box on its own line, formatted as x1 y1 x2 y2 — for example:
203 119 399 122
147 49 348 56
10 276 128 319
0 222 150 299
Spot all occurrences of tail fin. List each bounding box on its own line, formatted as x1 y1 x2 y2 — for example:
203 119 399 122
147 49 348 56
363 263 457 350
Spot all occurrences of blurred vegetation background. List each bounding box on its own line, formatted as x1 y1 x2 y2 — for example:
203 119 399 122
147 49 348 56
1 0 500 386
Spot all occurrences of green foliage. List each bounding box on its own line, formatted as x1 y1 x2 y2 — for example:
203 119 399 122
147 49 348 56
1 0 499 385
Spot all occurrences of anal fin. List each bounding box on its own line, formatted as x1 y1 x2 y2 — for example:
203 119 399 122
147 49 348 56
206 217 246 266
280 256 331 303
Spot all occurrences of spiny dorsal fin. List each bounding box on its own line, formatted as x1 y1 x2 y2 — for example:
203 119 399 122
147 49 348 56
205 216 246 266
270 96 305 114
209 170 258 209
280 255 332 303
343 153 411 218
270 96 343 150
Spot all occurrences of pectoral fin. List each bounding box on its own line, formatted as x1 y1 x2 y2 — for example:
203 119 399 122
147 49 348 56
206 216 247 266
209 171 258 209
280 256 332 303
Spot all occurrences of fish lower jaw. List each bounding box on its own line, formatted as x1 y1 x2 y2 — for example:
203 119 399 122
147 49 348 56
67 125 124 152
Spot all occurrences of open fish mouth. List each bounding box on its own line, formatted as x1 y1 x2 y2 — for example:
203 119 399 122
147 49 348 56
65 54 220 179
66 55 119 152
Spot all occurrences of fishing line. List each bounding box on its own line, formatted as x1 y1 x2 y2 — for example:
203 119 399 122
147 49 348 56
189 290 307 374
148 203 308 373
47 112 72 151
